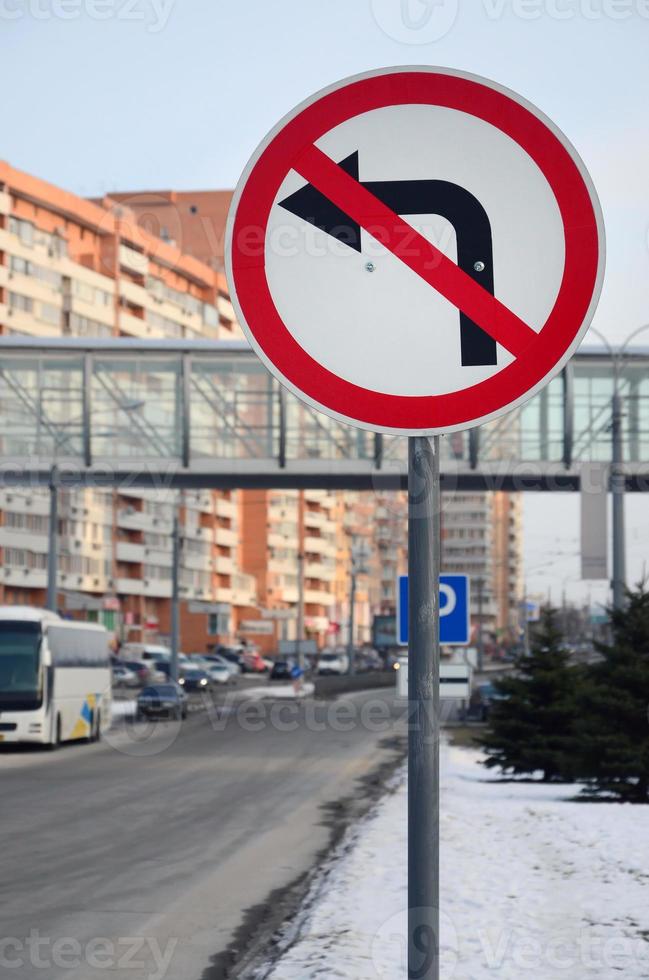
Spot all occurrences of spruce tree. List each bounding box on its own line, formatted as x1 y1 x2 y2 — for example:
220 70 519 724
573 584 649 803
479 606 578 781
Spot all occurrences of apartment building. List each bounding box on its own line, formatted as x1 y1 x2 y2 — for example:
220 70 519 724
441 490 523 637
238 489 338 652
0 161 247 646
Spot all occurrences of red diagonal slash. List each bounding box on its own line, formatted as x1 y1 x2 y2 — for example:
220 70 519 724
293 143 539 359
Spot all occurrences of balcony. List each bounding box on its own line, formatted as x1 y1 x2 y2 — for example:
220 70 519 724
305 562 336 582
142 579 172 598
119 311 150 339
231 572 257 607
118 508 172 534
215 526 238 548
0 528 48 553
116 541 145 564
4 305 60 337
184 552 213 572
0 566 47 588
119 278 149 308
116 576 144 595
118 244 148 276
0 191 10 215
0 492 50 516
304 509 326 529
304 589 335 606
214 555 234 574
144 548 172 567
304 536 336 557
215 497 236 519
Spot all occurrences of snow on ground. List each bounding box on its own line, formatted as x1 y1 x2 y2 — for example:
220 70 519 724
263 739 649 979
232 682 315 701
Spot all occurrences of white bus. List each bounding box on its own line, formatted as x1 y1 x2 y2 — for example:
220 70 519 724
0 607 112 747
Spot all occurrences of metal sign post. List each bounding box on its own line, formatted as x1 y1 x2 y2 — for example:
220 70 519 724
408 436 440 980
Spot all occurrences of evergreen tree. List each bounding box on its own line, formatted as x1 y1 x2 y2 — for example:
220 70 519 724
479 606 578 781
573 584 649 803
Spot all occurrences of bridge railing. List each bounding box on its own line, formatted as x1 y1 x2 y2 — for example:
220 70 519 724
0 338 647 488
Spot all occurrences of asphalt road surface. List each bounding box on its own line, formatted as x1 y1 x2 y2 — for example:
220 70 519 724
0 688 405 980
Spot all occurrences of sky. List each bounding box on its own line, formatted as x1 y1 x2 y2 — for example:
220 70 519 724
1 0 648 607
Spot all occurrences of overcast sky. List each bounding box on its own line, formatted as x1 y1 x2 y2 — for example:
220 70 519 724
1 0 648 608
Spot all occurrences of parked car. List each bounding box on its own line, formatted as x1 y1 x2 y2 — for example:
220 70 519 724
472 682 510 721
112 663 139 688
216 646 244 671
136 683 187 721
203 653 240 678
122 642 168 662
205 662 232 685
318 652 349 675
241 648 268 674
270 659 294 681
120 659 165 685
179 666 211 693
356 648 383 672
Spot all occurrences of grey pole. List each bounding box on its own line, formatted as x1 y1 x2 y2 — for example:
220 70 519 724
296 548 305 672
170 512 180 683
522 584 530 657
408 435 440 980
347 559 356 676
476 576 484 673
46 466 59 613
611 389 626 610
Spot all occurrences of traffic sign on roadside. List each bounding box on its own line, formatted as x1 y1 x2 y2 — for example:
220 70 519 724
226 67 604 435
397 574 470 646
228 67 605 980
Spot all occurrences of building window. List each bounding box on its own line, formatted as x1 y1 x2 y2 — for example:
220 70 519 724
69 312 112 337
208 611 230 635
39 302 61 326
8 292 33 312
8 216 34 246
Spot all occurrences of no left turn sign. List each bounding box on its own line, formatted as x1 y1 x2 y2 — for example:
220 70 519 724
225 67 605 435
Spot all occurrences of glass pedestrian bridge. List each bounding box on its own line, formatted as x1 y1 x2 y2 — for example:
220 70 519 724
0 338 647 491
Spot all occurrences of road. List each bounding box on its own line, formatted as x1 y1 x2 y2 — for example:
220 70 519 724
0 687 405 980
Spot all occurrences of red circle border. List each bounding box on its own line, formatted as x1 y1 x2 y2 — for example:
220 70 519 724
230 70 601 431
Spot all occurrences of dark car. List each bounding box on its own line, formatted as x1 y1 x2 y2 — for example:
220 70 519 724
155 660 183 680
179 667 211 693
136 684 187 721
270 659 294 681
473 682 510 721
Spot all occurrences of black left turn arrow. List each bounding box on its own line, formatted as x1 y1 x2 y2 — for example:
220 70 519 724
279 151 497 367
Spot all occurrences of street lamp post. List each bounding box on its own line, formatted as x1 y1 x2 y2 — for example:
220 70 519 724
476 576 485 672
590 324 649 610
170 508 181 683
346 538 369 676
46 465 59 613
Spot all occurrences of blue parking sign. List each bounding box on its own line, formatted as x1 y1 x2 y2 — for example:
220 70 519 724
397 574 470 645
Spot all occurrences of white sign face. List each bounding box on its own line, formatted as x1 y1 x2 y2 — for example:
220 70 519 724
266 105 564 399
226 67 605 435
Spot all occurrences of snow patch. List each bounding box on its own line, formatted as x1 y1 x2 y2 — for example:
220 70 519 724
263 740 649 979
